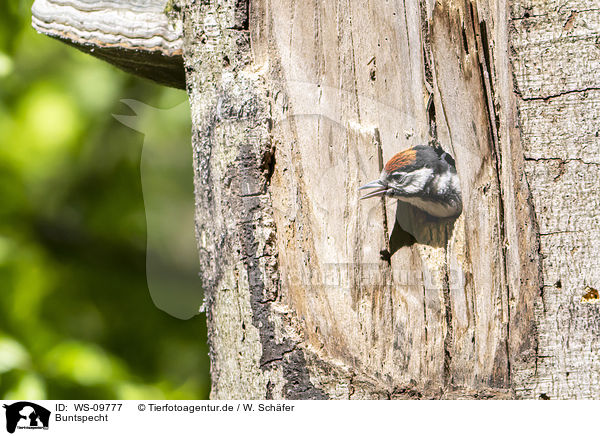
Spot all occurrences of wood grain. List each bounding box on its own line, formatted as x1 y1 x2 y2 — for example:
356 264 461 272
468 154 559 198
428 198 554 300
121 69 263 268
190 0 541 399
35 0 600 399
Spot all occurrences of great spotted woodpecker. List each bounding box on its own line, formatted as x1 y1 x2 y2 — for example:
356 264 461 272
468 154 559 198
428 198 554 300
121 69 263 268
359 144 462 218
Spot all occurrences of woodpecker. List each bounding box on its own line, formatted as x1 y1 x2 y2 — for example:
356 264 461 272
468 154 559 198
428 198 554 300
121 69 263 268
359 144 462 218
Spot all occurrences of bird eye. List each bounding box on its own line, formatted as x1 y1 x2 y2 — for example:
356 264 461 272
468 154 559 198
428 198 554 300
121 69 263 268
391 173 406 183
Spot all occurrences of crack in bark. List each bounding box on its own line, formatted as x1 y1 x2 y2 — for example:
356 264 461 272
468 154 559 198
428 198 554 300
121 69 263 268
539 230 581 236
471 2 511 388
260 344 298 367
524 157 600 166
441 260 453 385
511 7 600 22
419 0 438 142
519 87 600 102
374 128 392 260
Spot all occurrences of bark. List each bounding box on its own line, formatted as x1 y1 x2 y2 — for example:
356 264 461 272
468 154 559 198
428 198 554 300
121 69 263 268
32 0 600 399
181 0 540 399
510 0 600 399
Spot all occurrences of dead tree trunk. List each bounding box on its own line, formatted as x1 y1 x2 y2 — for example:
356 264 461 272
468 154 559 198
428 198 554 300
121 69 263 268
32 0 600 399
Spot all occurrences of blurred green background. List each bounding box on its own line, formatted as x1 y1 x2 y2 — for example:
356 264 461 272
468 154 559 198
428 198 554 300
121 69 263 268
0 0 210 399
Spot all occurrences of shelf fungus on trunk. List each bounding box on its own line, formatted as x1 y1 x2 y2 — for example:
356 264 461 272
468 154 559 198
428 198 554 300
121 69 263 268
31 0 185 89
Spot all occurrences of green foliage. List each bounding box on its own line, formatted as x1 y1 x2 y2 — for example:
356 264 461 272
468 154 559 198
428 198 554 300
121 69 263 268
0 1 209 399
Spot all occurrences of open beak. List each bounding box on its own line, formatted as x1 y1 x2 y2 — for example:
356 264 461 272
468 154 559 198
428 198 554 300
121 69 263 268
358 179 390 199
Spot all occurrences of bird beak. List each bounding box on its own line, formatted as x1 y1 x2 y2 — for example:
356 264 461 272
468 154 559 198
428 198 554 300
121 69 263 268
358 179 389 199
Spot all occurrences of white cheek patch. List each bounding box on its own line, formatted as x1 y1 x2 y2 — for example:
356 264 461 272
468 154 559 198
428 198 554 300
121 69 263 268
434 171 450 194
402 168 433 194
433 169 458 195
451 173 461 195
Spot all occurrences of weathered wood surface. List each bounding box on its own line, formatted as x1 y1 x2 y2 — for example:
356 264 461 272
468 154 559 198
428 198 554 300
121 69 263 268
32 0 185 88
181 0 541 399
510 0 600 399
33 0 600 399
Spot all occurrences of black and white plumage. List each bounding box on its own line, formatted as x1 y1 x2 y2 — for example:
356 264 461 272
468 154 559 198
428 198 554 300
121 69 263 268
359 144 462 218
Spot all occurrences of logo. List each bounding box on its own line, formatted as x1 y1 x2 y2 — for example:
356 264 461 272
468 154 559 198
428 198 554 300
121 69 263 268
2 402 50 434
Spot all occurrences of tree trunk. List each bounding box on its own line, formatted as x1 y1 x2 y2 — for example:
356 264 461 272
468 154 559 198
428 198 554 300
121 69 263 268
33 0 600 399
510 1 600 399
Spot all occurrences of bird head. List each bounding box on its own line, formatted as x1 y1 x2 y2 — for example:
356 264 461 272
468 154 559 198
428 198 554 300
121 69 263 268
359 147 421 199
358 145 462 218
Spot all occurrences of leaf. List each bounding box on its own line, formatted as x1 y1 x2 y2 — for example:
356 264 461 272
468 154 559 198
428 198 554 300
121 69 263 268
0 335 30 373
